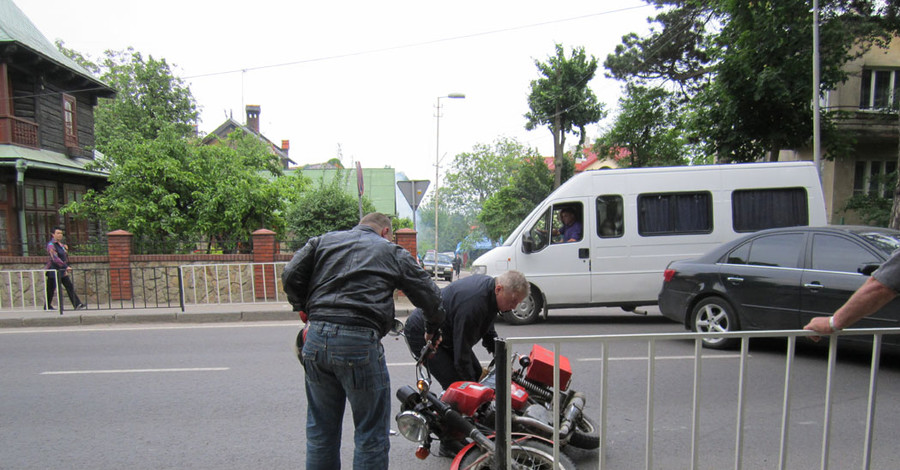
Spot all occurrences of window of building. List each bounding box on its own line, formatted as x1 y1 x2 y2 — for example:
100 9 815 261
24 181 58 252
638 192 711 236
854 160 897 198
732 188 809 232
859 68 900 110
63 94 78 147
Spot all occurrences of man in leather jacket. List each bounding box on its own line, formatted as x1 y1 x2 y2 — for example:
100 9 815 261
405 270 529 390
283 213 444 470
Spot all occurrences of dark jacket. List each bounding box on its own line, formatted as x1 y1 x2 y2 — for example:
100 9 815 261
405 274 499 379
282 224 444 336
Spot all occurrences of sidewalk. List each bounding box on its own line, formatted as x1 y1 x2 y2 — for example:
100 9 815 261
0 295 418 328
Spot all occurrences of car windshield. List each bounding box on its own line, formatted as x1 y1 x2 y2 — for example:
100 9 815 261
859 232 900 257
423 253 452 264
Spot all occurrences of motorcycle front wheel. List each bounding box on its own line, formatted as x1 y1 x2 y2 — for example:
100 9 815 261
455 439 576 470
569 414 601 449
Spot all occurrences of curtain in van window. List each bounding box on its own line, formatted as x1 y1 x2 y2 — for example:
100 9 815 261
638 192 711 235
732 188 808 232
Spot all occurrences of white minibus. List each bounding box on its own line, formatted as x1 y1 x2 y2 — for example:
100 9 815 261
471 162 827 324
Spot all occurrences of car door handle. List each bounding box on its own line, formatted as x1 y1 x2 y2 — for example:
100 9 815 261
726 276 744 284
804 282 824 289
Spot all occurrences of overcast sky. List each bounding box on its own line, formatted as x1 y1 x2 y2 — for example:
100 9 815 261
18 0 655 183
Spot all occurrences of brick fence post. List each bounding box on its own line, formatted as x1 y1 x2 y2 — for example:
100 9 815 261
252 229 278 300
394 228 418 300
107 230 133 301
394 228 418 261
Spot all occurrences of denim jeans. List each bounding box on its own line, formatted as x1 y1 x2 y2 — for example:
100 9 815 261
301 321 391 470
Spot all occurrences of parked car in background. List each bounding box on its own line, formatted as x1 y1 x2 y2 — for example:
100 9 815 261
658 226 900 349
423 252 454 282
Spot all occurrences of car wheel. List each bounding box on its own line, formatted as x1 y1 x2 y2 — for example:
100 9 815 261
502 288 542 325
691 297 740 350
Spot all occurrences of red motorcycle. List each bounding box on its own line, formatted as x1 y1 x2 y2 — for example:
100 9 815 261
394 341 579 469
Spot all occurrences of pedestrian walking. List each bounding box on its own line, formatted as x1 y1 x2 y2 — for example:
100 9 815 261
44 227 86 313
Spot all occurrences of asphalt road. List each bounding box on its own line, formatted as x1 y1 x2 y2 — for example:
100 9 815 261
3 309 900 469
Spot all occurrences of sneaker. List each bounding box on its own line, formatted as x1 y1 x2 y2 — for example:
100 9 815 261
75 304 87 311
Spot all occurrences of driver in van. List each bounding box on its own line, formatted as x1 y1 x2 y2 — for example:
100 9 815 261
554 207 582 243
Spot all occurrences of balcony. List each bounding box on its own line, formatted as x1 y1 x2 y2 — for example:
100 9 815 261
0 115 39 148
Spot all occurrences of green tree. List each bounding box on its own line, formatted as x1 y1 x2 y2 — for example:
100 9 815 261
479 156 554 241
284 172 376 248
596 84 693 167
392 217 414 233
441 137 539 218
605 1 899 162
525 44 606 188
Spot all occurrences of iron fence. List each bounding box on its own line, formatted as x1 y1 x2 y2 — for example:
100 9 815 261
494 328 900 470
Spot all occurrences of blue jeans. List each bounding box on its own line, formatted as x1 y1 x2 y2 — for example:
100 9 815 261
301 321 391 470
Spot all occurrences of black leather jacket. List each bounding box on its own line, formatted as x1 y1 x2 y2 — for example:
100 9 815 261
282 224 444 336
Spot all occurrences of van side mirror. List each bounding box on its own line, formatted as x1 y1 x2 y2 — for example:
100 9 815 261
522 232 535 254
859 262 881 276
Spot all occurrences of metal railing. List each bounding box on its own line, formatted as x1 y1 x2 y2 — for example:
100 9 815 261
0 267 183 312
494 328 900 470
179 262 287 307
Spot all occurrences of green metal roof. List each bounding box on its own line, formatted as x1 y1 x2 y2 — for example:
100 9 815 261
0 0 112 92
0 144 108 177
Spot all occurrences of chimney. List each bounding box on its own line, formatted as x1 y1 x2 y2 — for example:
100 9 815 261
281 140 290 153
246 105 261 133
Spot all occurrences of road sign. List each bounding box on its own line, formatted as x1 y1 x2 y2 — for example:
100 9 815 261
397 180 430 211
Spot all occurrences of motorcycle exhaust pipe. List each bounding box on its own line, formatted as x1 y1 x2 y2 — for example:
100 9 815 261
558 392 586 438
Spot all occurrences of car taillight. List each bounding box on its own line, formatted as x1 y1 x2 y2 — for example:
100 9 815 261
663 269 676 282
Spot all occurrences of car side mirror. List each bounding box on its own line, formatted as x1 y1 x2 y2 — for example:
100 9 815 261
858 262 881 276
522 232 534 254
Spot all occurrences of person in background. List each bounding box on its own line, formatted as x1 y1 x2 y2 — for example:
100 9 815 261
452 254 462 279
804 249 900 339
44 227 86 313
282 212 444 470
553 207 582 243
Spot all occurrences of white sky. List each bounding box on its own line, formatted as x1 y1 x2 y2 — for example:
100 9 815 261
17 0 655 183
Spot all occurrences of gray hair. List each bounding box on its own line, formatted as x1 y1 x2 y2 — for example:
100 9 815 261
496 270 529 297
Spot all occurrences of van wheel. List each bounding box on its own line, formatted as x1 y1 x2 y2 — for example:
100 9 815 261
691 297 740 350
503 289 542 325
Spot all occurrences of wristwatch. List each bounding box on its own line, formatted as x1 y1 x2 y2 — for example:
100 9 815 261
828 316 841 331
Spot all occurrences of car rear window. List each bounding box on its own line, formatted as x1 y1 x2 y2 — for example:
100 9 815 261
725 233 804 268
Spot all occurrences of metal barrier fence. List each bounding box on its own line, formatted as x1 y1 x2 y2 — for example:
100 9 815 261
0 267 183 312
494 328 900 470
179 262 287 307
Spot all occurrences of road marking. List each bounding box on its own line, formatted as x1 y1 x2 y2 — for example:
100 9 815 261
0 323 291 334
41 367 229 375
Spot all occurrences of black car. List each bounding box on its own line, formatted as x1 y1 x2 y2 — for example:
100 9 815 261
658 226 900 349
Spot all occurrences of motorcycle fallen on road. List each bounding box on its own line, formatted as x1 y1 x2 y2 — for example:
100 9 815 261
394 339 579 469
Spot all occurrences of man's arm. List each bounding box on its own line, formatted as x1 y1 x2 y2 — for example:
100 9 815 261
282 238 318 312
396 247 444 331
804 276 898 337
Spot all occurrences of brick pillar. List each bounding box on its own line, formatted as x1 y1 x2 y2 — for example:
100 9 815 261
395 228 418 261
394 228 418 300
252 229 278 300
107 230 133 300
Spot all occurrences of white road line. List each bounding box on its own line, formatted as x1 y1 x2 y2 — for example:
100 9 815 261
41 367 230 375
0 323 291 334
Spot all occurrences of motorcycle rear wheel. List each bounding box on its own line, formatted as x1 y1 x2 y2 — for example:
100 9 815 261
455 439 576 470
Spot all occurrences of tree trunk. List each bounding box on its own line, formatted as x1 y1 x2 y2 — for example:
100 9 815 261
553 110 563 189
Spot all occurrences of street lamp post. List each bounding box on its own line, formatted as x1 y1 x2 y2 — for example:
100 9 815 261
434 93 465 280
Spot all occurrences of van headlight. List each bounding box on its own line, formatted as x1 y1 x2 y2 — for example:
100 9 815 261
472 265 487 275
396 411 429 442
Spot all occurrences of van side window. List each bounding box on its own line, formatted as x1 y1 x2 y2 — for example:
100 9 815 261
596 195 623 238
637 192 712 236
551 203 584 244
732 188 809 232
526 208 553 252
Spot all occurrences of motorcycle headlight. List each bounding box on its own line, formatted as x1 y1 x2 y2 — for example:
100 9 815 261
396 410 429 442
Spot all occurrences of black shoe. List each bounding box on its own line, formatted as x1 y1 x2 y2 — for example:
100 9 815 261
43 304 55 311
75 304 87 311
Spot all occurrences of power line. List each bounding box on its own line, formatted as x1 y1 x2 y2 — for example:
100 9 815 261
183 5 652 80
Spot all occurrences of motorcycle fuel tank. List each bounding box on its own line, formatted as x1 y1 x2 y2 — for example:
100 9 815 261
442 382 495 416
525 344 572 391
